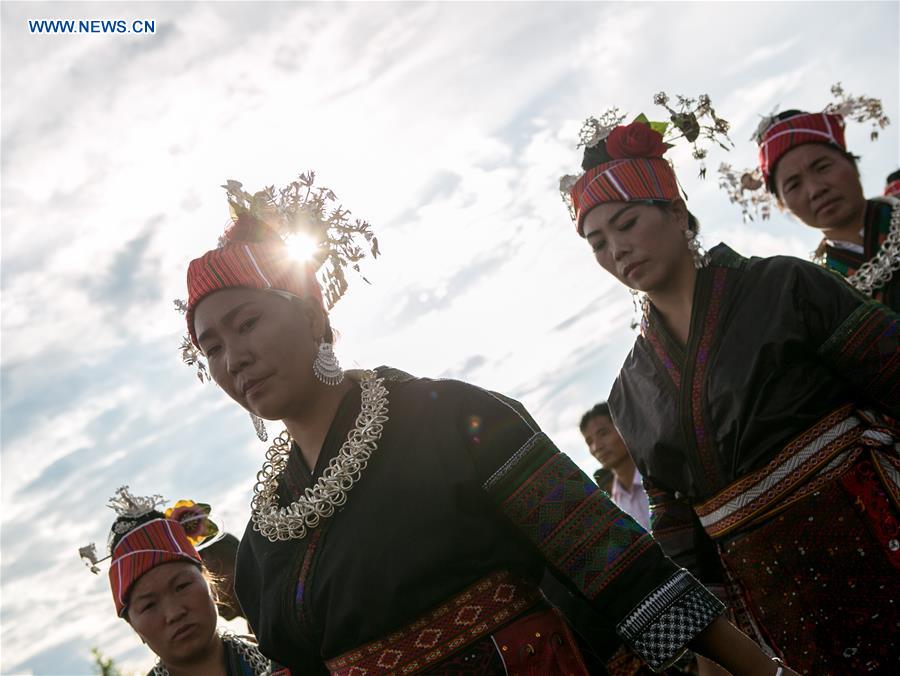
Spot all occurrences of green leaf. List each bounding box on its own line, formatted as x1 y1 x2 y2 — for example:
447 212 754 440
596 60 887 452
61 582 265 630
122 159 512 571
650 120 669 136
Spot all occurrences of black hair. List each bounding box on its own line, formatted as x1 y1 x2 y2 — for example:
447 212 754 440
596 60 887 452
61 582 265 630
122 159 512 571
582 141 614 172
283 294 335 344
887 169 900 184
649 200 701 234
199 532 240 570
580 402 612 432
593 467 613 492
109 510 166 552
764 110 861 194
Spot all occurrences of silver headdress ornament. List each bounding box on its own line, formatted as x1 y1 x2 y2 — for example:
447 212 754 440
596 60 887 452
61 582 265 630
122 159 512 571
720 83 890 222
78 544 103 575
750 105 781 144
825 82 890 141
717 163 771 222
559 109 628 220
78 486 166 575
107 485 165 519
559 93 733 220
174 172 379 383
652 91 734 178
577 108 628 149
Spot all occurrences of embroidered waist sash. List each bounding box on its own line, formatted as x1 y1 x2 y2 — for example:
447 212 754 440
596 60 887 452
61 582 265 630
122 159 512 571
694 404 897 539
324 570 541 675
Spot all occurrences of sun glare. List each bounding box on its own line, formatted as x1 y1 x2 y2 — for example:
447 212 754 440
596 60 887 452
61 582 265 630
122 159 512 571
285 233 318 262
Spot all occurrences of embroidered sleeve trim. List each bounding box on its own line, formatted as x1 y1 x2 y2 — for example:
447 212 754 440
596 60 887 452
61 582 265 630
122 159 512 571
616 569 724 671
484 432 657 602
482 432 546 493
818 301 880 357
816 300 899 402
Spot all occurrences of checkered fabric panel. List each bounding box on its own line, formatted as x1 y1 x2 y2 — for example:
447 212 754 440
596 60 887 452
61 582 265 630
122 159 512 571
629 585 724 671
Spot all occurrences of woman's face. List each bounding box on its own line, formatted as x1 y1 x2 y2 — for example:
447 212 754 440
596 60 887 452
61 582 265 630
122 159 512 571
127 562 218 668
581 200 690 293
193 287 324 421
773 143 865 233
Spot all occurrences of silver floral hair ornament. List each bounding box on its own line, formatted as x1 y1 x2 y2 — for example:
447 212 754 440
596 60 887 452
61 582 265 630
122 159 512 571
720 83 890 222
78 486 167 574
174 172 380 382
652 92 734 178
559 92 733 221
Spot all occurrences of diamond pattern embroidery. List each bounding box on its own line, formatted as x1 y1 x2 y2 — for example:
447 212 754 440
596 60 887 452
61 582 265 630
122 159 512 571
414 628 443 649
454 605 483 626
493 584 515 603
376 649 402 669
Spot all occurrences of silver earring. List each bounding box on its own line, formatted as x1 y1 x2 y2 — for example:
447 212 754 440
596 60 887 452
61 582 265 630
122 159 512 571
313 341 344 386
629 289 649 330
684 228 709 269
250 412 267 442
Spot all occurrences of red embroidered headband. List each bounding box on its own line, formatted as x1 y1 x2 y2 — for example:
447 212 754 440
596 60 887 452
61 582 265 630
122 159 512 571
720 83 889 222
78 487 210 617
885 179 900 198
185 221 323 347
756 111 847 188
109 518 202 617
175 174 379 380
561 94 732 236
570 156 679 236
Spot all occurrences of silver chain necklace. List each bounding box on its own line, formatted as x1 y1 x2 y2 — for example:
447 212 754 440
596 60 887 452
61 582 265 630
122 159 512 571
250 370 389 543
846 199 900 296
151 631 270 676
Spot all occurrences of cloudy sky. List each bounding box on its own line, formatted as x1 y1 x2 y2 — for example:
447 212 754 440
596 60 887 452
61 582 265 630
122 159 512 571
2 1 897 674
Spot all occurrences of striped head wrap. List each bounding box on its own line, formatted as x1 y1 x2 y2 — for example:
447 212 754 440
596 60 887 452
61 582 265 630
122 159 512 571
109 518 201 616
563 99 733 235
885 179 900 198
570 157 679 236
185 218 324 347
756 112 846 190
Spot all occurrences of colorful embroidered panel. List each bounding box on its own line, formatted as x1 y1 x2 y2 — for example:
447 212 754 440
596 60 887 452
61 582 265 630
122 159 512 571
690 268 728 494
818 300 900 412
294 527 323 636
484 432 654 600
485 433 724 668
718 469 899 672
825 199 893 281
642 320 682 390
694 405 864 538
324 570 539 675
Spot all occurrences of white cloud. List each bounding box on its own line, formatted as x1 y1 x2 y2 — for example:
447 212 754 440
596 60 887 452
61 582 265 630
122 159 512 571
2 1 898 673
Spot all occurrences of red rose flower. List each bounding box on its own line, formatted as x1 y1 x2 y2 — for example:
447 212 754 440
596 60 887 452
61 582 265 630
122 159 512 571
605 122 669 160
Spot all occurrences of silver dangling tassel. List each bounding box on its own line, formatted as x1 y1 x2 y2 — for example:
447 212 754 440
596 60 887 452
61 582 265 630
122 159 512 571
313 341 344 386
250 412 267 442
629 289 649 330
684 228 709 269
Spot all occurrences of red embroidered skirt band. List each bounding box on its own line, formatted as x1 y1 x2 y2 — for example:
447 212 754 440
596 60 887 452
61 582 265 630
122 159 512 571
325 569 547 675
694 404 898 539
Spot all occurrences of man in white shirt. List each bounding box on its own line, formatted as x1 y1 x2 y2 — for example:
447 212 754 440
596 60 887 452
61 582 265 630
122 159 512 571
580 402 651 531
